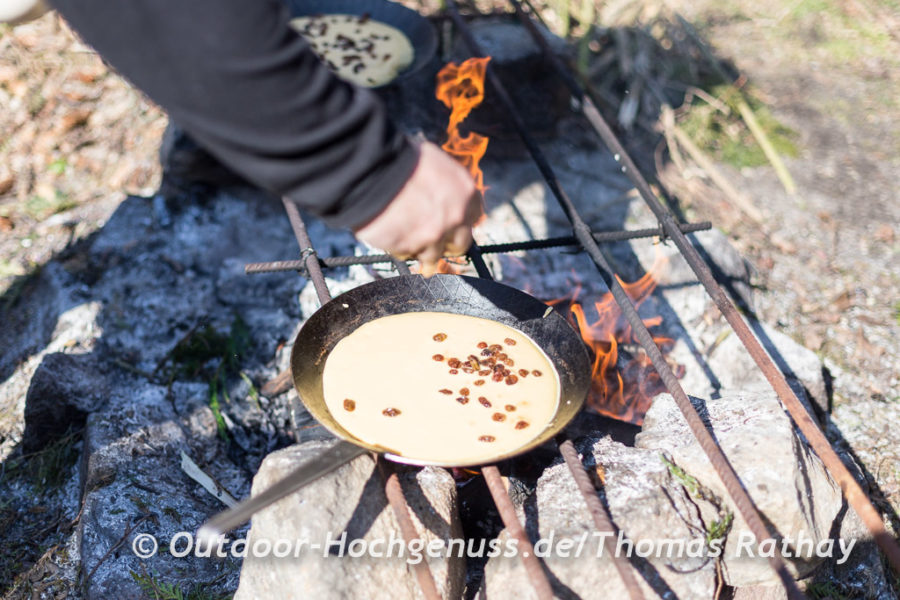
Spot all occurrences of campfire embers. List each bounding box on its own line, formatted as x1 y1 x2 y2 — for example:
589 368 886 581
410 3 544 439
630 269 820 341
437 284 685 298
435 57 491 195
549 257 682 425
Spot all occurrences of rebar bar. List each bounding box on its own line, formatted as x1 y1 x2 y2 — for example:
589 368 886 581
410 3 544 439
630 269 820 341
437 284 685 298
282 199 442 599
244 222 711 274
482 465 554 600
444 4 804 596
379 460 443 600
558 438 644 600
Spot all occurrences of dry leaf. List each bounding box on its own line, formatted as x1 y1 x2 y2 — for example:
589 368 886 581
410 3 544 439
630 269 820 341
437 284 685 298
74 65 107 83
56 108 92 135
0 174 14 195
832 290 854 312
874 224 895 243
803 330 824 352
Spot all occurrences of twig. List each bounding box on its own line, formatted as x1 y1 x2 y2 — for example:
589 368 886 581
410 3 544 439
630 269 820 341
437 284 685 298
179 451 238 508
113 358 157 381
735 99 797 195
661 105 765 223
83 514 154 586
676 13 797 196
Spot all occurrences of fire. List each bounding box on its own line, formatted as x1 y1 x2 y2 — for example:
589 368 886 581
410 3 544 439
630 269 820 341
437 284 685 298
548 258 681 424
435 57 491 194
410 256 468 276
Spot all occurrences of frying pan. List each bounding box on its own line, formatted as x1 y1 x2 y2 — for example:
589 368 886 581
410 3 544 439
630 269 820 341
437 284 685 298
284 0 438 86
199 274 591 542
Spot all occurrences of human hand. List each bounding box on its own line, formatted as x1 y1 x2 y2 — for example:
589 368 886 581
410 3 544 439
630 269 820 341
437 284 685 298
354 141 483 277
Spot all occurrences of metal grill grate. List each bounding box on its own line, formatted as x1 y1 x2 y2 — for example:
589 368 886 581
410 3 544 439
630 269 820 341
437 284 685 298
247 4 900 599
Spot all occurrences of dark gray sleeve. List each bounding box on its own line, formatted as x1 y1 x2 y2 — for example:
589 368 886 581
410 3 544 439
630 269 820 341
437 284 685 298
50 0 419 229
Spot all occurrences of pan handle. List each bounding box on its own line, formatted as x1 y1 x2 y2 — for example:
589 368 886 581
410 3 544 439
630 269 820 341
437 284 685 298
197 441 368 547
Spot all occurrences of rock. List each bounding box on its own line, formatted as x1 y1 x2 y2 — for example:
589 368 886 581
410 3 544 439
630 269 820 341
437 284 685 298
731 584 788 599
707 323 828 418
22 352 109 453
635 392 843 587
78 378 248 599
479 436 716 599
629 228 829 419
235 442 464 600
158 123 251 190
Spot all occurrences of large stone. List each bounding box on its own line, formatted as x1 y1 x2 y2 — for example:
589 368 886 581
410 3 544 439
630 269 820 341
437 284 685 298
479 436 716 600
235 442 464 600
22 352 109 453
635 392 843 586
78 379 248 599
629 228 828 419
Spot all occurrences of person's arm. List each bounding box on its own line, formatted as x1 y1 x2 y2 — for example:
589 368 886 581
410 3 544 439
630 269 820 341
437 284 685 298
50 0 418 230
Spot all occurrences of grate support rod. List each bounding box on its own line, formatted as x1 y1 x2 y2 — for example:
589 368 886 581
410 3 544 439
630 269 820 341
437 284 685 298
244 222 711 275
510 0 900 575
379 460 444 600
462 246 561 598
281 199 442 600
558 438 645 600
482 465 554 600
444 4 804 597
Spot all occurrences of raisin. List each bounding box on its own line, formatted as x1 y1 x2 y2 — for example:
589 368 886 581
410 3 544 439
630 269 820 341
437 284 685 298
504 358 515 367
456 397 469 405
518 369 529 377
462 367 474 374
504 338 517 346
343 399 356 411
505 404 516 412
477 341 488 349
474 380 486 386
489 344 502 352
505 374 519 385
478 397 491 408
432 354 444 361
515 421 530 430
493 364 505 373
497 353 508 361
439 389 453 395
478 435 496 442
479 369 491 376
449 369 459 375
433 333 447 342
447 358 461 368
532 370 543 377
460 388 470 396
492 413 506 422
467 355 481 367
382 408 401 417
481 349 494 357
491 372 504 382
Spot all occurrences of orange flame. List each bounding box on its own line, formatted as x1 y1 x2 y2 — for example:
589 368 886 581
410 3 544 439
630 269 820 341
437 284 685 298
410 256 468 276
548 258 681 424
436 57 491 195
